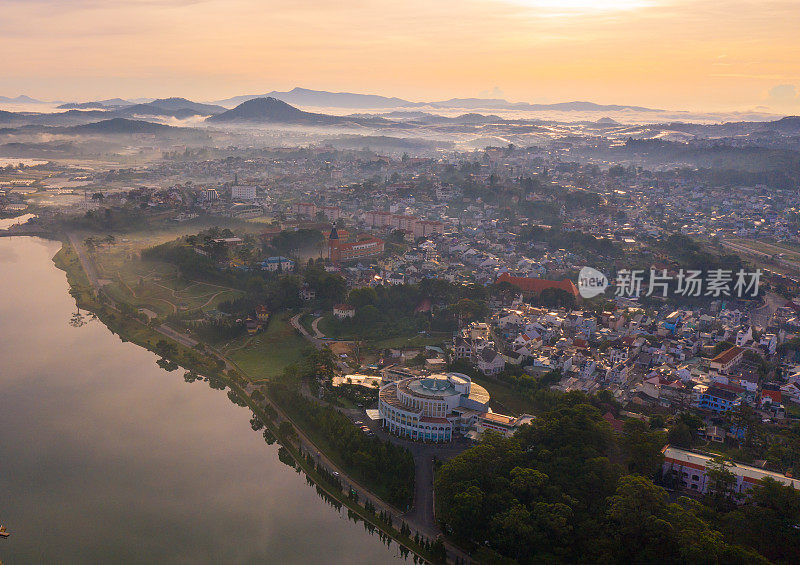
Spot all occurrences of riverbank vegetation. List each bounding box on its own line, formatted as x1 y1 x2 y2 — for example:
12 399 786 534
220 316 308 381
269 384 414 508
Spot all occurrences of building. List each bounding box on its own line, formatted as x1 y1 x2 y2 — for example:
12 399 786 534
333 304 355 319
693 385 741 413
231 185 257 200
293 202 317 217
378 373 488 442
328 224 384 263
477 348 505 375
293 202 341 221
496 273 579 298
363 211 443 238
201 188 220 202
261 256 295 272
662 446 800 495
475 412 534 437
245 317 262 334
413 220 445 238
709 345 745 374
364 210 393 228
378 373 531 442
229 203 263 218
255 304 269 322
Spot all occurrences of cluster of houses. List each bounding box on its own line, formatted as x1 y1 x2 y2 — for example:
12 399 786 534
449 289 796 427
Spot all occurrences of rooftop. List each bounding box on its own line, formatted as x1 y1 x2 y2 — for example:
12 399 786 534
404 375 459 399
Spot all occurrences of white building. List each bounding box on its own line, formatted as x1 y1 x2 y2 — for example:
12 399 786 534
378 373 489 442
378 373 533 442
261 256 295 272
477 348 505 375
231 185 257 200
662 446 800 495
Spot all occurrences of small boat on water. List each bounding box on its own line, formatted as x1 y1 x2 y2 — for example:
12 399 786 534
0 524 10 538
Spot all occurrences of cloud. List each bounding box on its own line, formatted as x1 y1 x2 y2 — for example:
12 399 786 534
479 86 505 98
766 84 800 108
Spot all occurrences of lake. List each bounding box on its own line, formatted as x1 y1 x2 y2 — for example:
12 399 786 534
0 237 404 564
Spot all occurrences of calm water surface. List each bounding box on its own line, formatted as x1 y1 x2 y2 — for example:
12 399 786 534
0 214 35 230
0 237 403 564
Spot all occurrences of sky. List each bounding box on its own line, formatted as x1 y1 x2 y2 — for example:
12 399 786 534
1 0 799 111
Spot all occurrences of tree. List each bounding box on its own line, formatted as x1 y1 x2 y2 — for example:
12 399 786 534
705 456 740 510
278 421 297 441
538 287 576 309
722 477 800 562
622 418 666 477
348 287 378 309
667 412 703 448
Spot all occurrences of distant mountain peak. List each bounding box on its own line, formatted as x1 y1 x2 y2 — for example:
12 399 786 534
207 97 385 126
0 94 44 104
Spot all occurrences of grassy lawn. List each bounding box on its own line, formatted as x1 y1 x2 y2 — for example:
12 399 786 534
91 246 243 317
471 375 533 417
300 312 316 336
317 313 449 350
223 316 309 382
365 333 449 351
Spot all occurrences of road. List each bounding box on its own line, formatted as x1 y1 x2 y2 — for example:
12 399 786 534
157 323 197 348
68 232 102 291
290 312 320 346
290 312 473 561
245 381 475 562
289 313 351 371
311 315 326 339
751 291 786 329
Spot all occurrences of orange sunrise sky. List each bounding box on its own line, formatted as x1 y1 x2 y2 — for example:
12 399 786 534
1 0 799 111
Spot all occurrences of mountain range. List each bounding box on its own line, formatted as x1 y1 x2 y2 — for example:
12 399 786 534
211 87 662 112
1 88 672 113
0 95 45 104
67 118 177 134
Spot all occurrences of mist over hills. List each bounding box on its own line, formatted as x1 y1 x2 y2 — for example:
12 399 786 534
138 97 225 115
0 90 798 156
67 118 177 134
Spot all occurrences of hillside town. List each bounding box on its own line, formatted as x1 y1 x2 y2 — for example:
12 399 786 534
6 135 800 564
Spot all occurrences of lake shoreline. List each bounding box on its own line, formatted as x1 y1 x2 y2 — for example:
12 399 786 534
48 236 444 565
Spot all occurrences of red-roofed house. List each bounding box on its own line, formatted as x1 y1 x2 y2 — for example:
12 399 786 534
496 273 579 298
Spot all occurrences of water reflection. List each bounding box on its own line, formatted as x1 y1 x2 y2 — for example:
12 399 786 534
0 236 405 564
0 213 35 230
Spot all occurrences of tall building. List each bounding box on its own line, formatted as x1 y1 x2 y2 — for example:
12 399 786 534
231 185 257 200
